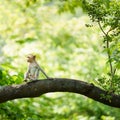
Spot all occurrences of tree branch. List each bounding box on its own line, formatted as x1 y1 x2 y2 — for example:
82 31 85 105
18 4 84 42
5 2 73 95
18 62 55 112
98 21 114 78
0 78 120 108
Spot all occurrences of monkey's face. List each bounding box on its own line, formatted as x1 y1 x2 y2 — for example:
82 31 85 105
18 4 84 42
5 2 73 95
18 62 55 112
27 57 33 62
26 54 36 63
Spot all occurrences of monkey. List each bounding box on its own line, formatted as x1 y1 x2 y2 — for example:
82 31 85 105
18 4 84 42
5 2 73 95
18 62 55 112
24 54 49 82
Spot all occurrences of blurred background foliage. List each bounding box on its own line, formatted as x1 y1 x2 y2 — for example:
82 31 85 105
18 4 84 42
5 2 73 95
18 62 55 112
0 0 119 120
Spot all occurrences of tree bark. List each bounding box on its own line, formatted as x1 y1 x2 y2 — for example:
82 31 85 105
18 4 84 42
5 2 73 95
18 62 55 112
0 78 120 108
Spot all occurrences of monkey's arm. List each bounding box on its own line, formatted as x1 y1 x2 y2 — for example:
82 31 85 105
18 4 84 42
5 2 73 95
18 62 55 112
24 68 30 80
34 67 40 80
39 67 49 79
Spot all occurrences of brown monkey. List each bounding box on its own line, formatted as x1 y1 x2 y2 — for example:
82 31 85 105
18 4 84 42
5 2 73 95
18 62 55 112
24 54 49 82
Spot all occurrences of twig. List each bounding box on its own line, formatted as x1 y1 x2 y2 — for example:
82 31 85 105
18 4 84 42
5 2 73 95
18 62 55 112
98 21 113 77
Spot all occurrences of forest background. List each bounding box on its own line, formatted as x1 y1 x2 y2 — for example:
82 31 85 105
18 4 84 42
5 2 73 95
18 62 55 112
0 0 120 120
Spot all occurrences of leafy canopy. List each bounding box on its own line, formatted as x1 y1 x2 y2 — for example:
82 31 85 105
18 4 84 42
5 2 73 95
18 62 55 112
58 0 120 94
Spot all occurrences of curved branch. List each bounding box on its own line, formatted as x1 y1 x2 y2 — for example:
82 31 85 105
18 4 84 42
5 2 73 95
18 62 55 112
98 21 108 36
0 78 120 108
98 21 113 78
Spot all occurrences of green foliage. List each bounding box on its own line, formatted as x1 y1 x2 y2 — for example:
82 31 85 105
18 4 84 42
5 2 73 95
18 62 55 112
57 0 120 94
57 0 83 13
82 0 120 94
0 94 120 120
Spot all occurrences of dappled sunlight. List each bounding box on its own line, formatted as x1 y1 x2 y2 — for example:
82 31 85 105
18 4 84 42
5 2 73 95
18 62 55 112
0 0 119 119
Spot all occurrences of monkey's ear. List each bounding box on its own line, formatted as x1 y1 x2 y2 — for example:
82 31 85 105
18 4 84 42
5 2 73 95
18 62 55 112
33 55 36 59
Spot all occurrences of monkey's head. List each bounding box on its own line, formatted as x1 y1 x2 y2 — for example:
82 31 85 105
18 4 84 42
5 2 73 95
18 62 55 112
26 54 36 63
